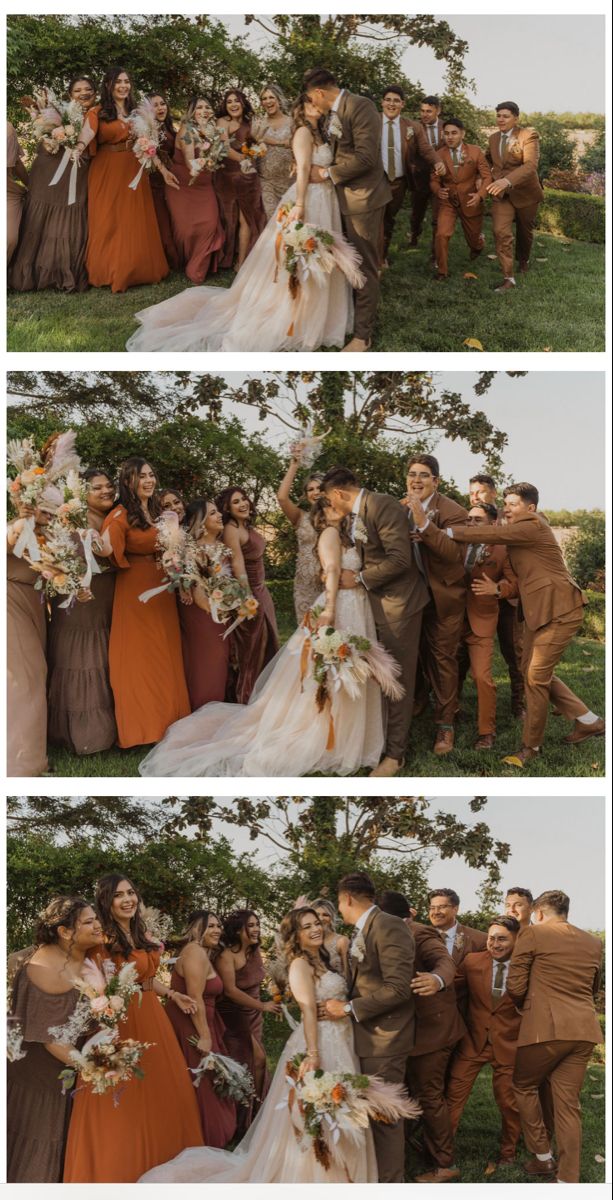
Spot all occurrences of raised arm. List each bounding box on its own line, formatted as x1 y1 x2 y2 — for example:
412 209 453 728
288 957 322 1073
316 526 341 626
277 458 302 526
449 521 540 546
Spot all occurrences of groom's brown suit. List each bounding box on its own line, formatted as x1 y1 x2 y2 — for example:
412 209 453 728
328 91 392 342
357 490 430 761
349 907 416 1182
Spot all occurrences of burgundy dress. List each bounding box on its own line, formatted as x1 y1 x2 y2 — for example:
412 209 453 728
165 139 224 284
231 527 279 704
214 120 266 269
150 126 180 271
167 968 237 1148
217 948 270 1132
179 599 230 709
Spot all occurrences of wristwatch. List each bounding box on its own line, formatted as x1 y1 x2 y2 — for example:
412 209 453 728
343 1002 352 1016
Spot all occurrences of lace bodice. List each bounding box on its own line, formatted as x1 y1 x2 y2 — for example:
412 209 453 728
314 969 347 1003
312 143 334 166
341 545 361 572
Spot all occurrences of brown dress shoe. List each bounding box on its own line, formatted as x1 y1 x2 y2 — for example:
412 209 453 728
523 1156 556 1177
501 746 540 768
433 728 455 755
474 733 495 750
494 279 516 293
415 1166 461 1183
563 716 605 745
512 704 527 720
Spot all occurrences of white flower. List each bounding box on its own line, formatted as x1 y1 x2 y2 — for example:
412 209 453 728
353 517 368 544
350 932 366 962
328 113 343 140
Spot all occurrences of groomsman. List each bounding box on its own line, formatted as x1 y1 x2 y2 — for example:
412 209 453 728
505 888 533 930
427 889 487 962
408 95 445 251
447 917 523 1170
445 482 605 766
508 890 603 1183
458 502 518 749
379 86 442 265
429 118 492 280
486 101 544 293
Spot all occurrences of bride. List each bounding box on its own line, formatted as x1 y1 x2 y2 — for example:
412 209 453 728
126 96 361 352
139 907 379 1183
139 498 389 777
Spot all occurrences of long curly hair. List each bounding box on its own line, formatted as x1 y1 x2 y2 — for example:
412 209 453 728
215 486 256 528
309 495 352 551
99 66 136 123
175 909 224 961
95 873 159 959
291 93 326 144
147 91 175 138
35 894 91 946
223 909 260 956
278 906 334 977
117 457 161 530
217 88 254 122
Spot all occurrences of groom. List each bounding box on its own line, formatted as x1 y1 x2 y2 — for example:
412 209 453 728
323 872 416 1183
322 466 429 776
304 68 391 353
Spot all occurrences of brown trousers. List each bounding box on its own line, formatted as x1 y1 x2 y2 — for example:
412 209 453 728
497 598 525 707
418 601 465 726
343 205 385 342
447 1044 521 1159
407 1046 456 1168
373 607 423 761
521 604 587 747
513 1040 594 1183
458 627 497 734
361 1053 407 1182
382 175 409 259
434 201 484 276
491 196 541 278
410 172 439 244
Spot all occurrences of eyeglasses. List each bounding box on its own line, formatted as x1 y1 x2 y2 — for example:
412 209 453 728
407 471 434 481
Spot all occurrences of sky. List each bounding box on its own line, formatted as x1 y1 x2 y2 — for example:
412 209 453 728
221 14 606 113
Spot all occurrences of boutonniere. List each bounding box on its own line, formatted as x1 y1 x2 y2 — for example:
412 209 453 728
508 136 522 159
405 126 414 141
454 930 465 953
350 932 366 963
353 517 368 545
328 112 343 140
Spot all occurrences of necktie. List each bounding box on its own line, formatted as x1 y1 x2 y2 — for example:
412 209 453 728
429 125 436 147
492 962 506 1007
500 132 508 159
387 120 396 181
464 542 484 570
407 510 428 583
451 147 459 172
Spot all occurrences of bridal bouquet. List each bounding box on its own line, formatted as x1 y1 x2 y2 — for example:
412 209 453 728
127 98 161 190
284 1053 422 1170
275 203 366 305
288 422 330 467
188 1044 256 1105
240 137 267 174
187 121 229 182
59 1027 152 1101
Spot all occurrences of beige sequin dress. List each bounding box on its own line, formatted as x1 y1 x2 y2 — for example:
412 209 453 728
253 116 293 218
293 510 322 621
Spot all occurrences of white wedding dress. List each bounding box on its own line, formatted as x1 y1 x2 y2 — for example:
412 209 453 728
139 547 384 777
139 970 378 1184
126 143 353 352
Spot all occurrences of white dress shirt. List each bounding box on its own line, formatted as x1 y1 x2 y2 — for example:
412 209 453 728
424 121 440 149
381 115 404 178
443 923 458 956
491 957 511 994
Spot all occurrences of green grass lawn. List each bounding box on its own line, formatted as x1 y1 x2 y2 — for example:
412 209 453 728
262 1013 606 1183
46 634 604 778
6 207 604 352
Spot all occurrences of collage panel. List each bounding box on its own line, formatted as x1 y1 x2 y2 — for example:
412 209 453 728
6 792 606 1185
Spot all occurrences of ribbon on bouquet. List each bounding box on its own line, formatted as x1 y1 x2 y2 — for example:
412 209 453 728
48 146 80 206
128 162 146 191
77 527 103 591
12 516 41 562
138 578 172 604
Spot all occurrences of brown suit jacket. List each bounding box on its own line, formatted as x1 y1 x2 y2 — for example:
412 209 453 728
392 116 440 175
448 921 488 965
429 142 493 214
408 922 466 1057
409 117 445 175
465 543 518 638
412 492 469 619
358 490 430 627
507 922 603 1047
455 950 521 1065
328 91 392 215
486 126 545 209
450 513 586 631
349 907 416 1057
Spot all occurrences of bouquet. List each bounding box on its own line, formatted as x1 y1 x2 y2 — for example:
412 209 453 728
288 421 330 467
28 510 104 609
20 90 86 204
240 137 267 174
199 543 259 637
138 513 201 603
6 1018 27 1063
188 1043 256 1105
187 120 229 183
48 959 142 1044
59 1027 152 1102
284 1053 422 1170
127 98 161 190
140 905 174 946
274 204 365 333
7 436 46 511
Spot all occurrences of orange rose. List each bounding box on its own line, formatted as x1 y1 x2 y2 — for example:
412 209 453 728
331 1083 346 1103
304 238 316 252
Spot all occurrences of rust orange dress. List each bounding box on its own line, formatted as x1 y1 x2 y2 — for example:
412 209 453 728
84 105 169 292
63 948 203 1182
103 506 190 747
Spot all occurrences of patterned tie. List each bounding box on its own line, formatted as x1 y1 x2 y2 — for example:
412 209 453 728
500 132 508 160
492 961 506 1008
464 542 485 571
451 147 459 173
428 124 437 148
387 120 396 181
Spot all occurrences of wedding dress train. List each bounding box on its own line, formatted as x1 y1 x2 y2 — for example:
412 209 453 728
139 970 378 1184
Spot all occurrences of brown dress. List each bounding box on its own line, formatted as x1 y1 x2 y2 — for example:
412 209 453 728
167 968 237 1147
9 138 89 292
7 122 26 264
84 105 169 292
102 506 190 748
47 568 117 754
179 598 230 709
231 527 279 704
217 947 270 1132
7 966 79 1182
150 125 180 271
214 120 266 269
7 550 48 776
165 138 224 283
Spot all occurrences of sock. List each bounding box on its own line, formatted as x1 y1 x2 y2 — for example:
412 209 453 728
536 1152 553 1161
577 710 599 724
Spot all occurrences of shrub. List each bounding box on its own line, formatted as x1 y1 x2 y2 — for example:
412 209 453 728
579 128 605 174
580 592 605 641
564 514 605 591
532 116 575 179
543 168 605 197
537 188 605 243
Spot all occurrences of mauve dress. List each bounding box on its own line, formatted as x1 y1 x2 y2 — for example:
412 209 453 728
230 527 279 704
165 139 224 283
167 967 237 1147
9 137 89 292
149 125 180 271
47 567 117 754
7 551 48 776
179 598 230 710
217 947 270 1132
214 120 266 269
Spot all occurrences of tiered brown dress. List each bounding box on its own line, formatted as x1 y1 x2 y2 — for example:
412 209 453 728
102 506 190 747
150 125 180 271
214 120 266 269
7 550 48 776
84 105 169 292
7 967 79 1182
47 567 117 754
167 968 237 1147
230 527 279 703
9 139 89 292
165 139 224 283
7 121 25 263
63 948 203 1182
217 947 270 1132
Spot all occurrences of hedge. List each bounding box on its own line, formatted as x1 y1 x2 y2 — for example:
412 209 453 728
537 188 605 243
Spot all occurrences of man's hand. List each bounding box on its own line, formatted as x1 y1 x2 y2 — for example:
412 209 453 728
339 568 359 590
316 1002 330 1020
487 179 510 198
471 576 499 596
324 999 348 1020
309 165 329 183
466 191 480 207
411 972 443 996
434 161 446 176
407 495 428 529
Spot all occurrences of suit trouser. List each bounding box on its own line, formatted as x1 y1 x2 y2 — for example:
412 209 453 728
372 608 423 760
447 1043 521 1159
407 1046 457 1167
434 202 484 276
513 1040 594 1182
521 605 587 747
491 197 540 278
382 175 409 258
343 206 386 342
361 1054 407 1182
497 599 525 706
419 601 465 726
410 172 439 243
458 627 497 733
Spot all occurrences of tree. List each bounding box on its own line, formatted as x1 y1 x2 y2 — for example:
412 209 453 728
579 129 605 175
533 115 575 180
7 795 168 845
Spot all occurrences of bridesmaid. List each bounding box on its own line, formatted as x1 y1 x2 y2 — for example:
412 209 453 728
167 910 237 1147
216 910 281 1133
252 83 292 218
74 66 178 292
10 76 97 293
312 898 349 975
7 895 104 1182
7 504 50 775
165 96 224 284
7 121 28 263
160 487 186 521
64 873 203 1182
179 498 230 709
276 457 323 621
216 486 279 704
214 88 266 270
147 91 180 271
47 468 117 756
101 457 190 748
